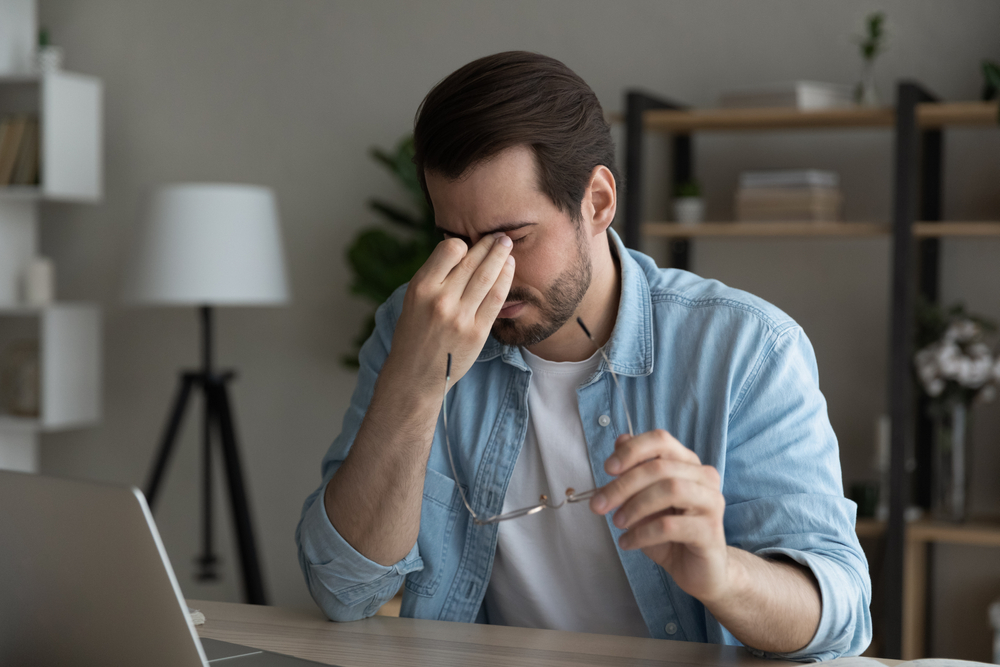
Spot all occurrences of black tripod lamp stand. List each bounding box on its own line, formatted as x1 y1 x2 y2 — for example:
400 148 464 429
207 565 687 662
124 184 290 605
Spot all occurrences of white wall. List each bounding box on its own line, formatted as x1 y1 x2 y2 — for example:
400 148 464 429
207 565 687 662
36 0 1000 659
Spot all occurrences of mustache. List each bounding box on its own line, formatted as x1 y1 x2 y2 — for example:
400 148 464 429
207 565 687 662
504 287 541 309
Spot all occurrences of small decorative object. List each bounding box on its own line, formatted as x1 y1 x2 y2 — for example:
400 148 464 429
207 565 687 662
914 300 1000 522
853 12 886 107
980 60 1000 123
342 136 439 368
0 339 41 418
672 180 704 226
35 28 63 74
735 170 842 222
719 81 853 110
21 256 54 306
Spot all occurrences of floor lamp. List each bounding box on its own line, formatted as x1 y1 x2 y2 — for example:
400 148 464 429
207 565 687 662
123 183 290 605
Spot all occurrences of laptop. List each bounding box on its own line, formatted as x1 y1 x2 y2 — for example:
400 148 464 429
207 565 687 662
0 470 334 665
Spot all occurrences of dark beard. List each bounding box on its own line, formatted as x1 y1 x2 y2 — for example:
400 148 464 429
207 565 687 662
491 240 593 347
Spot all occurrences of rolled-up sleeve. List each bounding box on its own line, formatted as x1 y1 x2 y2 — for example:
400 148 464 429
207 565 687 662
296 479 423 621
723 325 873 661
295 286 423 622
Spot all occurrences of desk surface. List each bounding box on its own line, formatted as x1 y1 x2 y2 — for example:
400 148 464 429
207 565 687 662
190 599 811 667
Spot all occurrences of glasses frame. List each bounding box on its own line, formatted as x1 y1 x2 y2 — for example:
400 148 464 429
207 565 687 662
442 317 634 525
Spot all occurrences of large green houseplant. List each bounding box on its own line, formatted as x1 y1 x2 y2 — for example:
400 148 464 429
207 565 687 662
342 136 440 368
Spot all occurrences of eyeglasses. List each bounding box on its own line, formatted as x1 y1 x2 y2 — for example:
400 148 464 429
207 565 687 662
442 317 634 525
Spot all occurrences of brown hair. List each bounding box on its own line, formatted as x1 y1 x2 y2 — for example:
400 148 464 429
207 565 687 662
413 51 618 222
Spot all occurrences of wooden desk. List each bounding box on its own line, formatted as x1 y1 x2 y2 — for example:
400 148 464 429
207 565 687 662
191 599 814 667
856 517 1000 659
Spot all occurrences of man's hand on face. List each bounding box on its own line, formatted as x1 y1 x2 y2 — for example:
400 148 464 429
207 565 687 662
590 431 731 606
387 233 515 393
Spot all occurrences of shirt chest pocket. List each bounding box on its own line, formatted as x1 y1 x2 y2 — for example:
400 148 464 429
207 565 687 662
405 467 465 598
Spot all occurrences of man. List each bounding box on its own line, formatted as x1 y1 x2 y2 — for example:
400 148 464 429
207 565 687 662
297 51 871 660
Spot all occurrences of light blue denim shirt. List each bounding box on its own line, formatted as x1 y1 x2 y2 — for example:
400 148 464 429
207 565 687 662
297 229 872 661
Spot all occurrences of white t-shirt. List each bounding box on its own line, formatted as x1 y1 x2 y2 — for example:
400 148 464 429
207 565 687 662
483 348 649 637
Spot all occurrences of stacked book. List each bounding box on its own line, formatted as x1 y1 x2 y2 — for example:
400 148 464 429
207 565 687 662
0 115 41 186
719 81 854 110
734 170 842 222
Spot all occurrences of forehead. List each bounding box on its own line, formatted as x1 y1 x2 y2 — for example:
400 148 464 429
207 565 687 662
425 145 551 232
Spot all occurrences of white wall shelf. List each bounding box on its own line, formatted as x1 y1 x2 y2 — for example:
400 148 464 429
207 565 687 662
0 12 104 473
0 71 103 202
0 304 102 432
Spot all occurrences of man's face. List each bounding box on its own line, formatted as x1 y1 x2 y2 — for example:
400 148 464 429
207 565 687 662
425 145 592 348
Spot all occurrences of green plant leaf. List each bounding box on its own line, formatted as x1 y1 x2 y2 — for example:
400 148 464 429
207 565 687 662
343 135 439 368
346 228 431 304
855 12 886 62
369 199 423 229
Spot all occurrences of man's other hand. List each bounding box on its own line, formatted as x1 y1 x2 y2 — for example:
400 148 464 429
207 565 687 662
589 430 732 605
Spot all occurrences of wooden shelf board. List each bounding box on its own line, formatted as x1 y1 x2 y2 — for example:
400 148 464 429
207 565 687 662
643 221 1000 239
643 222 889 238
913 222 1000 237
853 517 1000 546
917 101 999 128
612 101 998 133
640 106 894 132
908 519 1000 547
855 518 886 539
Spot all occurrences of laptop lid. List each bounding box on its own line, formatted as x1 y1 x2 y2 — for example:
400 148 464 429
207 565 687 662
0 470 208 666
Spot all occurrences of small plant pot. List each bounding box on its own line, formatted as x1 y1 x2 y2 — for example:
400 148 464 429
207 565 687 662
673 197 705 225
35 46 63 74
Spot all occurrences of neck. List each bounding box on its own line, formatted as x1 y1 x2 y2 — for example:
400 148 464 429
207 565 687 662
526 231 620 362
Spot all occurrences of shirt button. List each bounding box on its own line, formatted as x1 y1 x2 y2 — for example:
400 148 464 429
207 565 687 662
598 415 611 427
664 622 678 635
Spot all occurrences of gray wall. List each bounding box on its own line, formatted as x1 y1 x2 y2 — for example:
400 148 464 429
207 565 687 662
36 0 1000 660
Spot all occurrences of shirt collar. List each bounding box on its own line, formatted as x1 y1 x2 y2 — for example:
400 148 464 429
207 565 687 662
477 227 654 378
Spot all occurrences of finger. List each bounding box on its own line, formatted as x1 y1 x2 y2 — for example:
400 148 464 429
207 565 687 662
605 430 699 476
611 473 723 530
613 433 633 450
413 237 470 285
475 254 515 326
591 457 709 515
618 512 715 551
461 234 513 307
443 234 506 296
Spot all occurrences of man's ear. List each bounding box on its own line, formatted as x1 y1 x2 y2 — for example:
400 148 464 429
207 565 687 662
581 165 617 236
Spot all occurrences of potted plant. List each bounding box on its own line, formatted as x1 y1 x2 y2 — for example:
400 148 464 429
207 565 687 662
672 180 704 226
913 300 1000 521
853 12 886 107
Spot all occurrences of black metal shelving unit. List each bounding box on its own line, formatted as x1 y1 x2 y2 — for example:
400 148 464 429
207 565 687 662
621 83 994 659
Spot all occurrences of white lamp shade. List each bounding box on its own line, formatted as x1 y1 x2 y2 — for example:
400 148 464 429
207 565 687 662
124 184 290 305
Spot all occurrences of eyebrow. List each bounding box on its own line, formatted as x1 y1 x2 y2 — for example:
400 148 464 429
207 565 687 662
435 222 537 244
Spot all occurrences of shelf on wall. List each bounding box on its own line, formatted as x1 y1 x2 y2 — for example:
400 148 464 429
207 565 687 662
854 517 1000 546
0 303 102 431
612 101 999 133
641 221 1000 238
0 415 40 434
0 186 42 201
0 71 103 202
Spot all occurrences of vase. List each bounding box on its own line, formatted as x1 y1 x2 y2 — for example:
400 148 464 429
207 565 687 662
854 61 879 107
930 401 970 522
673 197 704 226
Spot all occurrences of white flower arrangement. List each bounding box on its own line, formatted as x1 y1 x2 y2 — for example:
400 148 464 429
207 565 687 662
914 313 1000 406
